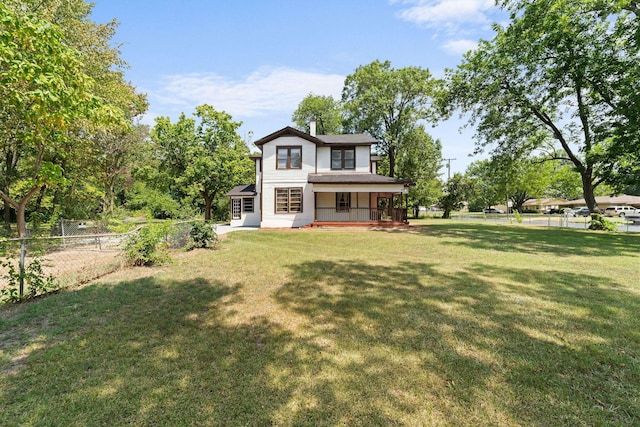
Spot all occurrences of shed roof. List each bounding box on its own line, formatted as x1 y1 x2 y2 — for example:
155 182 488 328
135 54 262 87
226 184 256 197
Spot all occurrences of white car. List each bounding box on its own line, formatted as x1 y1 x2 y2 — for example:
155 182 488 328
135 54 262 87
603 205 637 217
483 207 504 214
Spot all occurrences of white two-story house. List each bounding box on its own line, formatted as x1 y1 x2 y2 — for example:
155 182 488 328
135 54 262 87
226 125 412 228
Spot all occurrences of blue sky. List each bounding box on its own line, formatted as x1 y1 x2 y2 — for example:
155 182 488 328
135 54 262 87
91 0 504 175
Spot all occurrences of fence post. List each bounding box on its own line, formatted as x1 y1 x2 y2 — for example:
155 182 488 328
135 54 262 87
19 238 26 297
60 219 66 248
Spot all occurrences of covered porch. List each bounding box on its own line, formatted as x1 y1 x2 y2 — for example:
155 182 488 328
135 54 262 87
308 174 411 226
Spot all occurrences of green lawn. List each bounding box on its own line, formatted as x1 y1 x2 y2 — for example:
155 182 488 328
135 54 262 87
1 222 639 426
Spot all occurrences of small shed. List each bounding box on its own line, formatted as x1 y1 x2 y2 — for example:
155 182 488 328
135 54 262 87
226 184 260 227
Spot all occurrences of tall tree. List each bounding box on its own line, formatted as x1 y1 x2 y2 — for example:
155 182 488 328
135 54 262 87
151 106 253 221
439 173 472 219
0 3 109 236
394 125 443 213
1 0 147 234
342 60 438 177
443 0 639 213
292 93 343 135
468 156 554 213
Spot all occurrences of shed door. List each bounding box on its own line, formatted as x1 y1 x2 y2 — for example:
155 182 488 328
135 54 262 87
232 198 241 219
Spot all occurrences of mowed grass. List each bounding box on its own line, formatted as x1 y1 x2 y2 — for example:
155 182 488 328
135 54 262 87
1 221 639 426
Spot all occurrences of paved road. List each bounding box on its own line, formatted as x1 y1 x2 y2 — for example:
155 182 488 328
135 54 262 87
215 224 259 235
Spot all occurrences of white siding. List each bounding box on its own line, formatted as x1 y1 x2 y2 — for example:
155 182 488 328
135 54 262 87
317 146 330 171
260 136 316 227
355 146 370 172
229 196 260 227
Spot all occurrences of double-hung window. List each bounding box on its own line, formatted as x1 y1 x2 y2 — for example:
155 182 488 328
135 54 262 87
275 188 303 213
331 147 355 170
277 146 302 169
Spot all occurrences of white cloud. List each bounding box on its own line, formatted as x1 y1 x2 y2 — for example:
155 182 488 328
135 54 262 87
395 0 495 28
147 67 345 119
441 38 478 55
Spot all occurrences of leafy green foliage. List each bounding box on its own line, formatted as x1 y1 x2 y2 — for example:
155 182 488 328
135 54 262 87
0 1 146 236
292 93 344 134
443 0 639 212
126 182 181 219
439 173 472 219
186 221 218 250
124 223 171 267
394 125 443 209
0 258 55 303
342 60 439 177
588 214 617 232
151 105 253 221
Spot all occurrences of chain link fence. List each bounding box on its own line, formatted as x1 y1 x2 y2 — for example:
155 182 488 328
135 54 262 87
1 220 204 302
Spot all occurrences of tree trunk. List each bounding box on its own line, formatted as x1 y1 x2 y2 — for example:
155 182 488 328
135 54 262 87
581 171 598 212
16 202 28 238
388 148 396 178
3 199 11 232
203 192 213 221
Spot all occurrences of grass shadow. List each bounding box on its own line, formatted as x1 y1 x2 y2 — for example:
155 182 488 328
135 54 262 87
0 276 303 426
273 258 640 425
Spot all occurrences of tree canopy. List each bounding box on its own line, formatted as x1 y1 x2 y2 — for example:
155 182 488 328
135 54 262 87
151 105 253 221
443 0 639 213
0 0 147 236
342 60 439 177
291 93 343 135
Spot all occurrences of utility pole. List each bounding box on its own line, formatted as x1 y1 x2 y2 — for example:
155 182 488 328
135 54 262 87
443 158 456 180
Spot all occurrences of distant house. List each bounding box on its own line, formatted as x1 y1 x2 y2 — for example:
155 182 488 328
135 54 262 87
557 195 640 210
522 198 568 213
226 125 412 228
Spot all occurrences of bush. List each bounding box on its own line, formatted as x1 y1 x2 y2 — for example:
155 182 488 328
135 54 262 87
124 223 171 266
588 213 617 231
186 221 217 250
0 258 55 303
513 210 523 224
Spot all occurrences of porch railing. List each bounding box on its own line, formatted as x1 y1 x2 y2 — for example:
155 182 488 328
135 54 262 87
315 208 407 223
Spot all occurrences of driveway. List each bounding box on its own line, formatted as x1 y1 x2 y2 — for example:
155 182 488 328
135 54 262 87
215 224 259 235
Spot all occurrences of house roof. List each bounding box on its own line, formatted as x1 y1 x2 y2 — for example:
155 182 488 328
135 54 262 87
315 134 376 146
522 198 568 207
253 126 377 148
557 194 640 206
226 184 256 197
308 173 412 185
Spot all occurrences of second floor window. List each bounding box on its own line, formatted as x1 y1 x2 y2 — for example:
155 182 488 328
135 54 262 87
277 146 302 169
331 147 355 170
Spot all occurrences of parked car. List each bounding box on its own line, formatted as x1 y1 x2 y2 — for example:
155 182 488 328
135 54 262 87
543 207 561 214
572 207 591 217
603 205 637 217
483 207 504 214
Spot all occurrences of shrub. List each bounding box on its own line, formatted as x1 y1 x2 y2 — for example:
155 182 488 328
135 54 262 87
588 213 617 231
124 223 171 266
513 210 523 223
1 258 55 303
186 221 217 250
